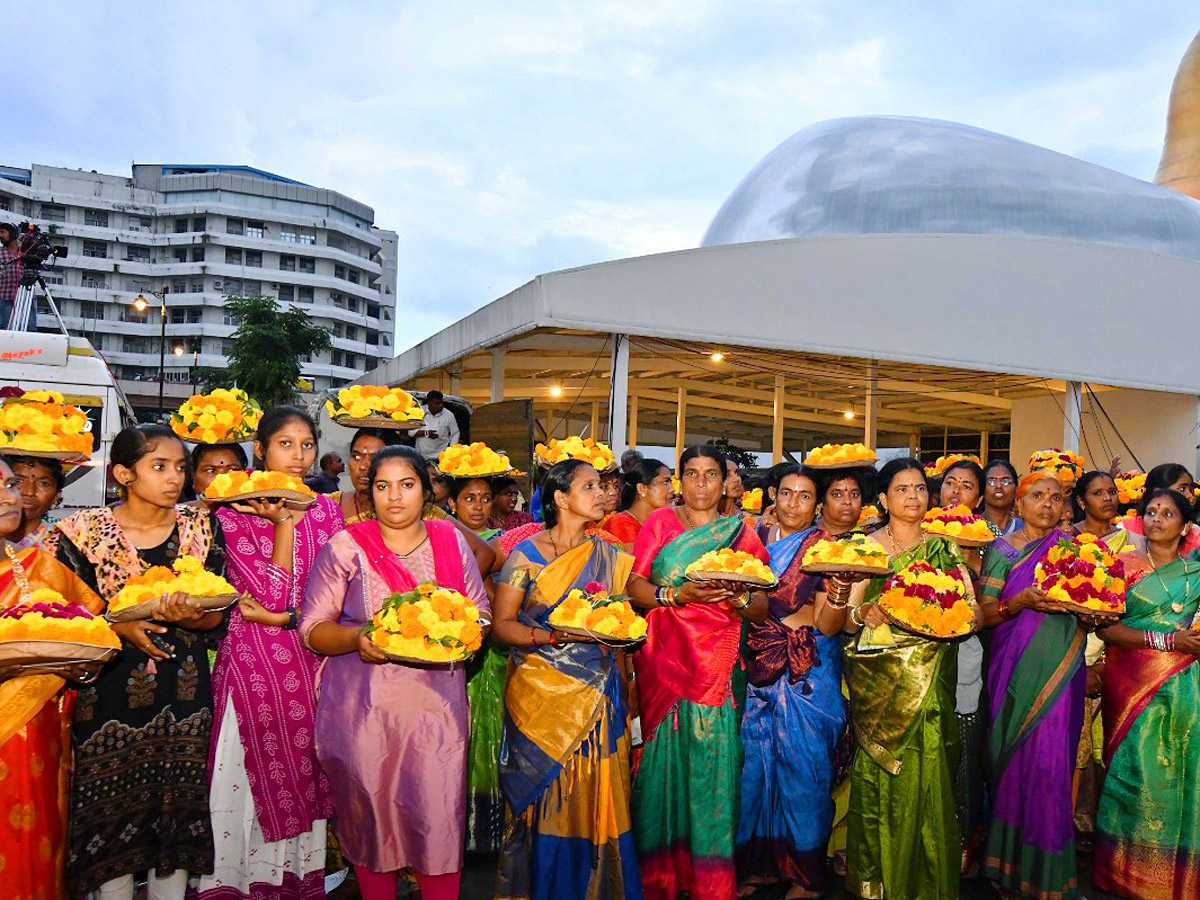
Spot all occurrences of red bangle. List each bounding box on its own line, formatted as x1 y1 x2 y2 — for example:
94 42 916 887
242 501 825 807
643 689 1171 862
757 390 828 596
530 626 539 646
997 598 1012 621
549 631 559 647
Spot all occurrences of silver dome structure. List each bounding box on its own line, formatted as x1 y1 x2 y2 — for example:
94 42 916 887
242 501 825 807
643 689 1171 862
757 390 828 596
702 116 1200 262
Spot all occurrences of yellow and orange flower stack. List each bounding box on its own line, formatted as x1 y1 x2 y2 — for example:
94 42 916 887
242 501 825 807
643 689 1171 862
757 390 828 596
878 561 974 638
1034 534 1126 615
923 505 994 543
805 443 876 467
924 454 982 477
1115 471 1146 506
438 442 511 478
741 488 763 513
686 548 775 583
0 390 93 457
802 533 890 569
858 505 881 525
548 586 647 641
0 587 120 647
369 582 485 662
534 436 615 472
109 557 236 613
1029 449 1086 486
325 384 424 425
203 469 316 501
172 388 261 444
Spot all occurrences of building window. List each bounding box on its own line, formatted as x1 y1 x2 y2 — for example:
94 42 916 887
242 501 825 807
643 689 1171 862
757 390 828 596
175 217 189 234
246 220 265 239
367 303 380 319
244 280 261 295
223 311 242 327
332 322 344 338
41 204 67 223
331 292 345 308
297 286 313 303
173 247 188 262
347 297 358 312
125 245 151 262
170 307 202 324
84 209 110 228
82 240 108 259
245 250 262 268
79 300 105 319
225 279 243 295
298 256 315 274
120 308 148 324
382 309 392 321
190 278 205 293
279 254 296 271
278 285 294 301
280 229 297 243
348 270 360 285
191 247 205 262
366 330 379 346
80 273 107 289
331 350 343 367
226 218 244 235
128 215 152 232
345 353 357 369
299 232 315 245
345 325 357 341
381 334 390 346
334 264 346 280
0 196 10 212
171 278 187 294
192 216 207 232
225 248 243 265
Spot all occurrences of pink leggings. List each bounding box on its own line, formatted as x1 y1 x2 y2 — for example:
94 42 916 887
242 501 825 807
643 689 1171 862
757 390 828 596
354 865 461 900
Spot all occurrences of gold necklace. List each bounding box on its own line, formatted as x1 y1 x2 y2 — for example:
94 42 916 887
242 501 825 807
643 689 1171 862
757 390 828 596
885 522 924 554
547 527 584 560
1149 549 1190 614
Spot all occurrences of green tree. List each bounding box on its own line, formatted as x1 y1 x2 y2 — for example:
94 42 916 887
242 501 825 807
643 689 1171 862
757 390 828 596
222 295 331 407
709 437 757 470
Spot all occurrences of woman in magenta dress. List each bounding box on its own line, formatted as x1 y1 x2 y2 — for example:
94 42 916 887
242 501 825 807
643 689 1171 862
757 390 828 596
302 446 487 900
198 406 345 900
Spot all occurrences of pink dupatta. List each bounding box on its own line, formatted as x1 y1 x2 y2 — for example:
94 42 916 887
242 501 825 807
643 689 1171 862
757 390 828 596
345 519 467 596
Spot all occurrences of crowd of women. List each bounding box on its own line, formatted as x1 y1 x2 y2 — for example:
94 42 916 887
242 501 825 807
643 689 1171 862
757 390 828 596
1 403 1198 900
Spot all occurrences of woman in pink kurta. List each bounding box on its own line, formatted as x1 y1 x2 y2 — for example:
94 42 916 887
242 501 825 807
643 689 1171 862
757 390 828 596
199 407 344 900
301 446 487 900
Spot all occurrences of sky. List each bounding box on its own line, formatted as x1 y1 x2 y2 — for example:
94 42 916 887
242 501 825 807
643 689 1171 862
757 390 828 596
3 2 1197 351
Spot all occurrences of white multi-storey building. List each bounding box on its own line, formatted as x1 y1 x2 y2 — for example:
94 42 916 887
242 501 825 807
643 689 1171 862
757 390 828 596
0 163 398 396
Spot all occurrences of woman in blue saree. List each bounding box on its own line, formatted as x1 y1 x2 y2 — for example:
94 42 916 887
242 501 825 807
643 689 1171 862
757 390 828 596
737 463 849 899
493 459 642 900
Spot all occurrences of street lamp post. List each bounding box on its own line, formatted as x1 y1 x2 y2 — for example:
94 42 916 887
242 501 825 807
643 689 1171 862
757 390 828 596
133 286 169 420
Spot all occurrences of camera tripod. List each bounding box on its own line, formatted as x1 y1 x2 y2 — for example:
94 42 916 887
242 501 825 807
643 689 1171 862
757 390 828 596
9 271 68 333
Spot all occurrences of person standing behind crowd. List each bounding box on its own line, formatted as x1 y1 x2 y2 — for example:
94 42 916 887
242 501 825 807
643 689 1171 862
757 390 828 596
6 454 63 549
414 390 460 461
0 222 22 329
305 451 343 494
335 429 398 524
197 407 344 900
488 475 534 531
302 446 487 900
49 424 227 900
981 460 1023 538
605 458 673 548
191 443 247 500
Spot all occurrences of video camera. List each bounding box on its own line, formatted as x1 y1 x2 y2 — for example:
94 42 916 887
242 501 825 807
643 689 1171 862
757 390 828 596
15 222 67 281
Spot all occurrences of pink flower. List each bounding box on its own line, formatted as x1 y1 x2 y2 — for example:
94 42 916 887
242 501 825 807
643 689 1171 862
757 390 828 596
585 581 605 595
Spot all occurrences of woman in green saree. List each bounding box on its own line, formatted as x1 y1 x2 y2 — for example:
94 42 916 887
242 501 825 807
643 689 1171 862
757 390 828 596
1093 487 1200 900
839 457 977 900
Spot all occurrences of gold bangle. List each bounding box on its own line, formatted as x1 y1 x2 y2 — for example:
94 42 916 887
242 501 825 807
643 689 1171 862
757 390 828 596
826 580 851 607
850 605 866 628
730 591 752 609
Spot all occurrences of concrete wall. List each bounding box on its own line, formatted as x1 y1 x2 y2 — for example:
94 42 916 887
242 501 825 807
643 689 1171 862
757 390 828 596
1010 389 1198 474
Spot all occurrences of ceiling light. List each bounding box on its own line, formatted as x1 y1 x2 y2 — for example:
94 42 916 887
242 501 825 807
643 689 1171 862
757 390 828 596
843 410 855 420
710 351 725 362
549 385 564 398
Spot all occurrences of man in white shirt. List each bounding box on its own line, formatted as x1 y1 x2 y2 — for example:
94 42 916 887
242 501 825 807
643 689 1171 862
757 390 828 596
414 390 460 461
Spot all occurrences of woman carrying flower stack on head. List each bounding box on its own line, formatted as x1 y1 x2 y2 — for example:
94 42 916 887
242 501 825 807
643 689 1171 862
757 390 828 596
3 454 64 549
301 446 489 900
493 459 642 900
47 424 228 900
977 472 1109 900
0 457 107 899
606 458 674 549
198 406 344 900
622 444 771 900
1092 487 1200 900
190 442 247 501
736 463 849 900
833 458 977 900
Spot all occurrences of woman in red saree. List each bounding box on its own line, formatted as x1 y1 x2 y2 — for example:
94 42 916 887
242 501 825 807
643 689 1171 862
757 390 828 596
624 444 771 900
606 459 673 549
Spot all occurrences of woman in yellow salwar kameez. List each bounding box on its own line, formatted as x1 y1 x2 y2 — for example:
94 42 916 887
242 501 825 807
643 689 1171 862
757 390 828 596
0 457 105 899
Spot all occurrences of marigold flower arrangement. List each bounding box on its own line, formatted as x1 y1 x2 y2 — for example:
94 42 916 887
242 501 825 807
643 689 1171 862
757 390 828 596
325 384 424 425
924 454 982 477
437 442 512 478
877 561 975 638
1029 449 1086 485
171 388 261 444
858 505 881 525
801 534 891 571
805 442 876 467
0 389 94 458
1114 471 1146 505
671 475 681 496
547 582 648 641
0 588 120 648
368 582 485 663
1034 533 1126 615
534 436 616 472
203 469 316 502
922 505 994 545
685 548 775 585
741 488 763 513
109 556 237 615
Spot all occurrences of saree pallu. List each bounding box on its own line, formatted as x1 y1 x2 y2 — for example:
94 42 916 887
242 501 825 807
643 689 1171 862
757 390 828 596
465 642 508 852
737 527 847 894
981 531 1085 900
628 510 769 900
844 537 961 900
1093 553 1200 900
496 537 641 900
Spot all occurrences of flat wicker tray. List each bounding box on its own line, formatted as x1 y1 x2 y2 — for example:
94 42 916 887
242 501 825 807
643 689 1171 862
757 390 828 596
877 602 974 640
106 591 239 623
333 414 422 431
0 639 118 671
684 569 778 589
798 561 892 576
552 623 646 649
177 436 251 446
0 448 88 462
435 466 514 479
203 488 316 510
805 458 877 470
534 454 617 473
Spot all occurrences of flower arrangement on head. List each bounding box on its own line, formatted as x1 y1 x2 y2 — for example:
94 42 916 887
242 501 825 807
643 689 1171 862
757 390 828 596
923 505 994 545
171 388 261 445
547 581 647 641
686 548 776 584
802 533 891 570
1114 471 1146 506
805 443 876 467
534 436 615 472
877 561 975 638
437 442 512 478
367 582 485 663
1034 533 1126 615
1028 449 1086 486
671 474 681 496
0 587 120 648
109 556 237 615
325 384 424 427
0 389 93 459
858 505 881 525
202 469 316 502
924 454 982 478
741 488 763 513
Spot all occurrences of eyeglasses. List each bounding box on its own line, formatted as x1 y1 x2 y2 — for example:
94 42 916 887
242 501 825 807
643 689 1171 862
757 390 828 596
986 477 1016 487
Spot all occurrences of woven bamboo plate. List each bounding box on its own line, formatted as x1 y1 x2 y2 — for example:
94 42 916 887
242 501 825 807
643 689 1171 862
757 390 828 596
106 592 239 623
333 414 423 431
552 623 646 649
798 561 892 577
684 569 778 589
0 448 89 463
804 458 878 470
0 639 118 671
877 602 975 640
436 467 514 479
203 488 315 510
